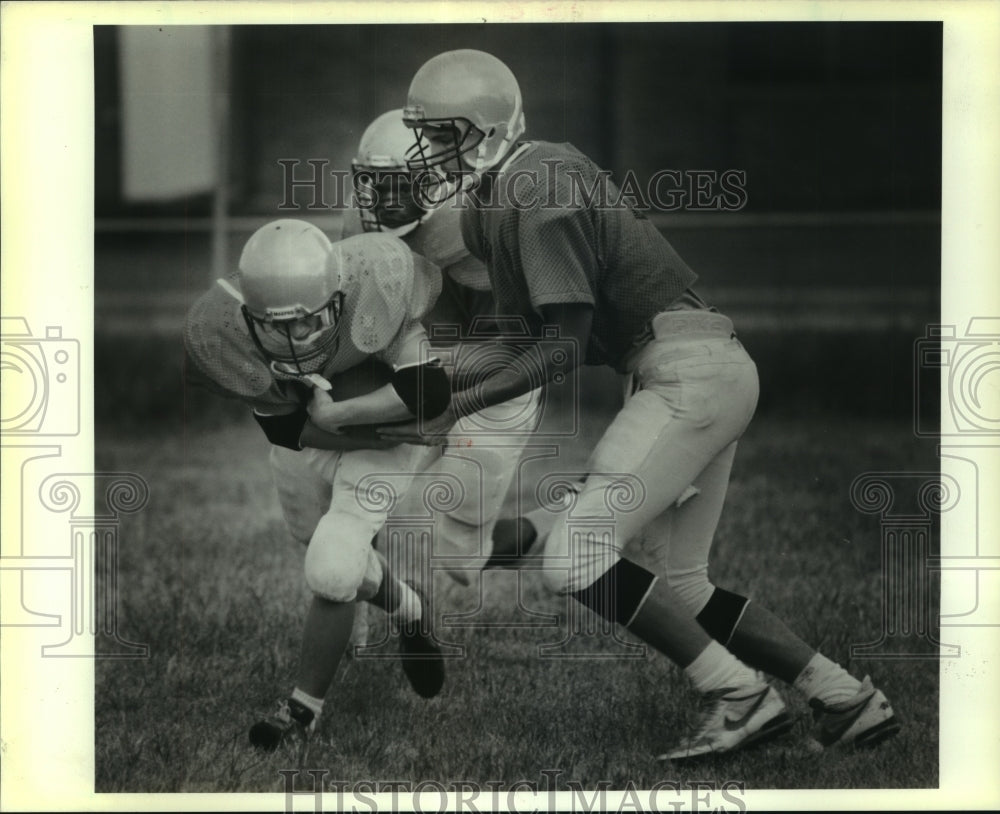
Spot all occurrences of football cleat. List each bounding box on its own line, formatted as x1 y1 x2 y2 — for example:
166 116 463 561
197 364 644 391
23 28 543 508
249 698 315 753
398 589 445 699
658 682 792 762
809 675 900 748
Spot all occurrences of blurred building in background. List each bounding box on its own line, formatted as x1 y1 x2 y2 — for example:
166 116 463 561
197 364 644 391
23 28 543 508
94 22 942 421
97 23 941 218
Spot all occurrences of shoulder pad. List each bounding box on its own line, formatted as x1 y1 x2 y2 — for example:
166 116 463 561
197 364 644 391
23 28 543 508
183 282 274 400
407 194 469 269
335 234 441 354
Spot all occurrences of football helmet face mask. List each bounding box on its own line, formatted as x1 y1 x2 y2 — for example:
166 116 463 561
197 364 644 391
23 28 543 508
352 110 427 233
403 49 525 201
237 219 345 374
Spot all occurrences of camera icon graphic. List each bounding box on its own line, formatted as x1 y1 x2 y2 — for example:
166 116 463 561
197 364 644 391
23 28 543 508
425 315 579 436
914 318 1000 437
1 316 80 436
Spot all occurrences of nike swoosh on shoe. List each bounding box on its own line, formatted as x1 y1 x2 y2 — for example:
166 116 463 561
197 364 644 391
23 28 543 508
722 687 769 731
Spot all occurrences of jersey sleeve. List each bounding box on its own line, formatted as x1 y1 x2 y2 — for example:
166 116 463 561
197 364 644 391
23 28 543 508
513 194 598 312
375 320 433 369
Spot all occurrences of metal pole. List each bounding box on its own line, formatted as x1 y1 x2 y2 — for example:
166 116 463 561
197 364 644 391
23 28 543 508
210 25 232 284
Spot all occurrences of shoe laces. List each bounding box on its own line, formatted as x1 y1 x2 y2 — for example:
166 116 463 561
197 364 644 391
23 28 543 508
809 677 875 718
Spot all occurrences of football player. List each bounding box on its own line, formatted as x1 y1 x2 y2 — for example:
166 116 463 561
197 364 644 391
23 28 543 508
184 219 448 755
384 49 899 760
344 109 542 589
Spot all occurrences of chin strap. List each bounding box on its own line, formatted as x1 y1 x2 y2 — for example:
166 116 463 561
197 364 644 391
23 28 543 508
474 90 525 173
268 360 332 392
377 219 422 239
216 278 244 303
492 142 532 177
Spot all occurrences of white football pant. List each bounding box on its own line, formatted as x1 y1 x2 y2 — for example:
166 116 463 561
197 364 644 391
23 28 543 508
541 314 758 619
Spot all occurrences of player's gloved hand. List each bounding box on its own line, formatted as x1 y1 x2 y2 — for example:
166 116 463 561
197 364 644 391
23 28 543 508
306 388 345 434
377 402 457 446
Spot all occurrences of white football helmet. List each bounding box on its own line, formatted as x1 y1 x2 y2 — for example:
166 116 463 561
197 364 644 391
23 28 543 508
403 49 525 196
351 109 428 233
238 219 344 373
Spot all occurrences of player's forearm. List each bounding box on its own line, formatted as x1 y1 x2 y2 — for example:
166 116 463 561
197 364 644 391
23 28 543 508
314 384 415 430
252 408 390 451
448 303 590 418
310 359 451 435
299 421 399 451
449 342 577 419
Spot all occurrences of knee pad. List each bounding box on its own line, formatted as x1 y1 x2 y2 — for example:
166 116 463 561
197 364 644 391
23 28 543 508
304 513 383 602
695 586 750 645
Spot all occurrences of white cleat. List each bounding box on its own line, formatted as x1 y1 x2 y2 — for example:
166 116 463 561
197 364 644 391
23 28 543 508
809 675 900 748
658 682 792 762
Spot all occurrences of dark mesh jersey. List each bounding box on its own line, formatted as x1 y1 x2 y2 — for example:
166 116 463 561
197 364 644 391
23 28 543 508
460 141 698 371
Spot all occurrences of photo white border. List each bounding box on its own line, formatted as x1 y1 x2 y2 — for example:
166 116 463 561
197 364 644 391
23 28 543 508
2 1 997 811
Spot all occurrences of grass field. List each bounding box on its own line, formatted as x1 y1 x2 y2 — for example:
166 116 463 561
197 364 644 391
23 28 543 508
94 411 940 793
91 216 941 796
